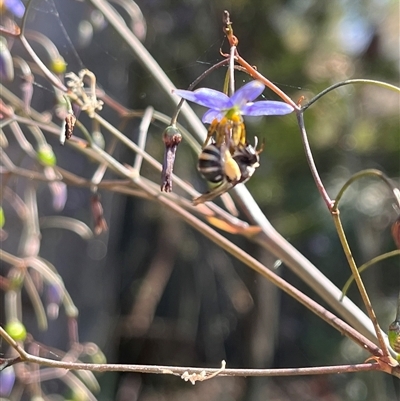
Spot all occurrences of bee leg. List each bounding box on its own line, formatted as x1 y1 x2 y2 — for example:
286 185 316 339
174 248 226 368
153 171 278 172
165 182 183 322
193 181 233 205
240 123 247 145
203 119 220 148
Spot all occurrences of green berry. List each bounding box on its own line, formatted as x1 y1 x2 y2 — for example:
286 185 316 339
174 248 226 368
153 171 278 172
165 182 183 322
0 206 5 228
5 320 27 341
51 57 67 74
37 144 56 166
388 320 400 353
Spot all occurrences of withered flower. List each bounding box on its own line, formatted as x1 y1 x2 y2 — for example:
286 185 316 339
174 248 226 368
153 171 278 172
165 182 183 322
160 125 182 192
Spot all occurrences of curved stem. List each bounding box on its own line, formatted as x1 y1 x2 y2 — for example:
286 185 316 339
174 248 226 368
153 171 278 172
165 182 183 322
303 79 400 111
297 112 333 209
333 169 400 212
19 35 67 92
20 0 32 35
341 250 400 300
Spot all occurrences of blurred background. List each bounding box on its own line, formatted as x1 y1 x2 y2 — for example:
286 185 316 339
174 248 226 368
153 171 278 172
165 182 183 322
1 0 399 400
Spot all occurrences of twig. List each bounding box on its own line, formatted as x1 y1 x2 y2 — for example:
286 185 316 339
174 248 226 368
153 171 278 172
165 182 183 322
133 106 154 172
0 326 388 377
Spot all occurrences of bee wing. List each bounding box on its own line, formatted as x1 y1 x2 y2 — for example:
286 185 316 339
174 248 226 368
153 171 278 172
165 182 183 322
193 181 235 205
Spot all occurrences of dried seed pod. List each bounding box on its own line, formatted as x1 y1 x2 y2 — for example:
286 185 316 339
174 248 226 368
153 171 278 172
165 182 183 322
65 113 77 141
91 193 108 235
161 125 182 192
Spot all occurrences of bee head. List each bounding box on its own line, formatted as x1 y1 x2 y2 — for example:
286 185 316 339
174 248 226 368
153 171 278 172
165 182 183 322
231 137 264 182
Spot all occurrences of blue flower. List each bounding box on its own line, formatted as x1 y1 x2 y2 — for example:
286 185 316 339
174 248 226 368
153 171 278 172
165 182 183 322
174 80 294 123
0 366 15 397
2 0 25 18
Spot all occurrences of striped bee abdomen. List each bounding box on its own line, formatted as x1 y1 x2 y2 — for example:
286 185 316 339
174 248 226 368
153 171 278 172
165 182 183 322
197 144 224 183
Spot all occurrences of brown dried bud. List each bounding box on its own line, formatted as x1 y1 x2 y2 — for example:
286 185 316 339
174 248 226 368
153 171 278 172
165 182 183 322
65 113 77 141
91 194 108 235
391 216 400 249
160 125 182 192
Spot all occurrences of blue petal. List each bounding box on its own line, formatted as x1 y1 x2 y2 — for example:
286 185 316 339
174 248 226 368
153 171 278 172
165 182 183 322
241 100 294 116
230 80 265 107
0 366 15 397
173 88 230 110
5 0 25 18
202 109 224 124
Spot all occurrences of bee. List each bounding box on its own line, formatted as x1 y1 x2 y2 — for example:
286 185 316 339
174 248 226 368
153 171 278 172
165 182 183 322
203 114 247 149
197 143 241 184
194 139 262 204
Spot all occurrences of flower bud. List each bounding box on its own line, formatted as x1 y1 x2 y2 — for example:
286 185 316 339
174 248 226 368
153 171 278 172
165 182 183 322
388 319 400 353
5 319 27 341
78 20 94 48
162 125 182 146
0 366 15 397
46 283 63 320
0 206 5 229
85 342 107 364
8 270 24 290
161 125 182 192
91 194 108 235
51 56 67 74
37 144 56 166
92 130 105 149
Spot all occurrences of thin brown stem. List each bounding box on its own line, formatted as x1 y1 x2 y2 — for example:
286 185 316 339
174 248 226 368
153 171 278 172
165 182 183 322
297 112 333 209
0 334 386 377
235 53 299 110
154 194 383 358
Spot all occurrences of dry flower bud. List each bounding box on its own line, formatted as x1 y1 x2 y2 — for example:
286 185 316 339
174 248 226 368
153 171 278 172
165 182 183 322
161 125 182 192
91 193 108 235
65 113 77 141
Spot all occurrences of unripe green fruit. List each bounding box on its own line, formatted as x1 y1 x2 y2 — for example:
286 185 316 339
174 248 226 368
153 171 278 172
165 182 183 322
5 320 27 341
